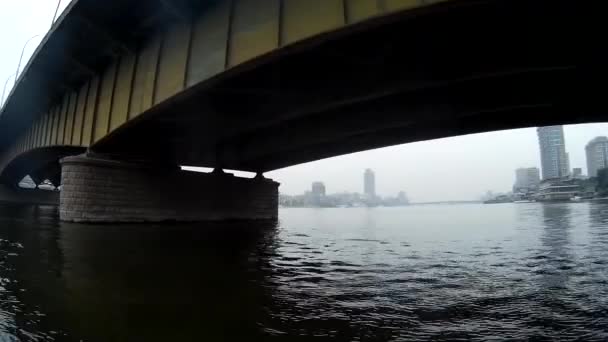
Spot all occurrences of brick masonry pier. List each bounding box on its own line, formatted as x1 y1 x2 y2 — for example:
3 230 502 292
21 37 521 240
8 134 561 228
59 155 279 223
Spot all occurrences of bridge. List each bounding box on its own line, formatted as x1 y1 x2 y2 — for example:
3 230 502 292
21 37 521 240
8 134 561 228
0 0 605 222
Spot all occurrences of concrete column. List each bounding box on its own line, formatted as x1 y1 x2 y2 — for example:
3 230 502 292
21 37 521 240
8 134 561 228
59 155 279 223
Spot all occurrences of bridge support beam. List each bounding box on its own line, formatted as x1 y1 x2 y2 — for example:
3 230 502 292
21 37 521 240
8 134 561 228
59 155 279 223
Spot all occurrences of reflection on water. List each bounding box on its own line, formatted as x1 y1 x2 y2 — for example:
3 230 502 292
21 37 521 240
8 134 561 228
1 203 607 341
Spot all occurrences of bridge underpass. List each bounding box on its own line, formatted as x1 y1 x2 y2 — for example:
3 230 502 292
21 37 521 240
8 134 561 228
0 0 605 222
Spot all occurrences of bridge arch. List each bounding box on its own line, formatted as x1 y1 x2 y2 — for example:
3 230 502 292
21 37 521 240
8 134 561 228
0 147 86 187
2 0 605 175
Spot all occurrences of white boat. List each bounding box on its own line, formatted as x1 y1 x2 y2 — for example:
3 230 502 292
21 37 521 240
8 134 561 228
536 181 581 202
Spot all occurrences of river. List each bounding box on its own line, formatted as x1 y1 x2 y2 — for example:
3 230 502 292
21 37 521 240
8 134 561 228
0 202 607 341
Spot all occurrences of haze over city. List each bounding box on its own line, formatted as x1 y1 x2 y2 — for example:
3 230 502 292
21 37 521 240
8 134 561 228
267 124 608 202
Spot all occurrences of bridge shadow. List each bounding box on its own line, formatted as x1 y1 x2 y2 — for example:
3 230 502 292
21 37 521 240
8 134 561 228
0 209 281 341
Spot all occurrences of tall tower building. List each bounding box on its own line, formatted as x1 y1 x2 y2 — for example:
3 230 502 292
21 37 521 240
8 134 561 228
364 169 375 198
311 181 326 206
311 182 326 196
585 136 608 177
537 126 570 180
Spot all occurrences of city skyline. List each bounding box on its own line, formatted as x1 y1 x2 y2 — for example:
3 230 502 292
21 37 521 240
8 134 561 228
292 169 404 200
268 123 608 202
280 172 409 207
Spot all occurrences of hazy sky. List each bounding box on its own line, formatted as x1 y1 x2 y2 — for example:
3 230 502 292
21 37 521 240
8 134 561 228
0 1 69 100
2 1 607 202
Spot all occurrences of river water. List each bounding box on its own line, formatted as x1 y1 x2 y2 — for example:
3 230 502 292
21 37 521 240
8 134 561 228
0 202 607 341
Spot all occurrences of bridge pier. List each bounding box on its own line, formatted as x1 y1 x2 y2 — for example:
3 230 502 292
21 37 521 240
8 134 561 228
59 155 279 223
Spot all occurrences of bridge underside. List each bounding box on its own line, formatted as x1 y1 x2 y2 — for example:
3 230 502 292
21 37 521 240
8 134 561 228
0 0 606 221
1 147 85 187
91 0 606 172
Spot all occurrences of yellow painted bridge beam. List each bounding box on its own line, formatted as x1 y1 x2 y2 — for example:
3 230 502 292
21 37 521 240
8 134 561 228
0 0 448 175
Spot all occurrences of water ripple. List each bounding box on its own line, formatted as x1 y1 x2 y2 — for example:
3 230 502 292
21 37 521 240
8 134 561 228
0 204 607 340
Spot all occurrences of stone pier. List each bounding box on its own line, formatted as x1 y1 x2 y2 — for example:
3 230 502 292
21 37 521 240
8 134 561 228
59 155 279 223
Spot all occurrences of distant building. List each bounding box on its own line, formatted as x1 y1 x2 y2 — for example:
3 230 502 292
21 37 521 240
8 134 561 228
311 182 326 196
585 136 608 178
311 182 326 206
572 168 584 179
397 191 409 204
537 126 570 180
513 167 541 192
482 191 495 202
382 191 409 206
364 169 376 198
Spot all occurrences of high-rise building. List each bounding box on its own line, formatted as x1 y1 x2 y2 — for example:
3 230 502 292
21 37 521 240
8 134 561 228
397 191 409 205
513 167 541 192
537 126 570 180
364 169 375 198
585 136 608 178
311 182 326 196
310 182 326 206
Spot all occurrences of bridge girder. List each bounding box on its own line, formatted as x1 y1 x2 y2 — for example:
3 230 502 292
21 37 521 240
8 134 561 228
0 0 606 180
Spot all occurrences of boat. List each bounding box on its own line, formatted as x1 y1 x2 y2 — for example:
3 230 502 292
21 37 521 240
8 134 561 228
535 179 582 203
